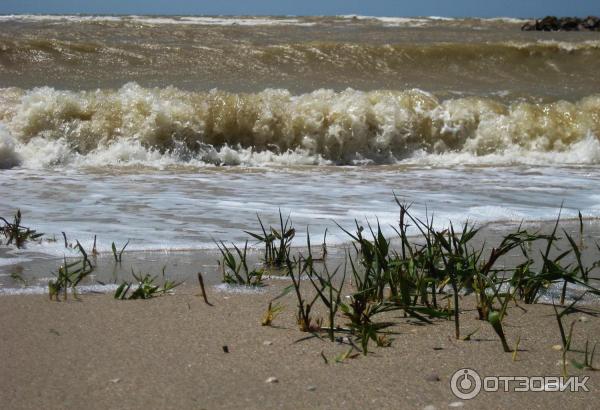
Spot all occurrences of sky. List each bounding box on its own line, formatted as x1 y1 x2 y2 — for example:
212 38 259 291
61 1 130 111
0 0 598 18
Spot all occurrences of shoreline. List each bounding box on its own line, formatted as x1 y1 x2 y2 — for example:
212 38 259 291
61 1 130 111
2 217 600 290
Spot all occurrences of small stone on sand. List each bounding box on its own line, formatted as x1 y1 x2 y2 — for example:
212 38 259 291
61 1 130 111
307 385 316 391
265 377 279 383
263 340 273 346
552 344 563 351
449 402 464 408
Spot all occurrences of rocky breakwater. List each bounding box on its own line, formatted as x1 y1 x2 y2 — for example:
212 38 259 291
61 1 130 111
521 16 600 31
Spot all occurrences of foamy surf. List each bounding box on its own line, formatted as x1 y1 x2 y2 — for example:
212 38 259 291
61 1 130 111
0 14 528 26
0 283 119 296
537 282 600 306
0 256 33 266
0 84 599 169
0 14 316 26
213 283 267 294
338 15 431 27
1 162 599 262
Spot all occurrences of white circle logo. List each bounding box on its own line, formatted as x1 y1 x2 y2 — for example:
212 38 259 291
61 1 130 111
450 368 482 400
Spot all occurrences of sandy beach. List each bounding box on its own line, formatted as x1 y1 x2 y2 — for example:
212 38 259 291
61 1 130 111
1 219 600 409
1 281 599 409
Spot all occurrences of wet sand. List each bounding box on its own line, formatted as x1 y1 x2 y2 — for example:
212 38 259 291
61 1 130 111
2 218 600 290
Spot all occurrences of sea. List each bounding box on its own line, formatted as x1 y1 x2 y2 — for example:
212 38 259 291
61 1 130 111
0 14 599 272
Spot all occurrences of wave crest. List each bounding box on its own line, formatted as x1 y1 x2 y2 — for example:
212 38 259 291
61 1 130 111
1 83 599 168
0 124 21 169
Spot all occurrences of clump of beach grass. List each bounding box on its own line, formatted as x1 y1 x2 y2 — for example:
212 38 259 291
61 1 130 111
261 302 284 326
48 241 94 301
0 210 43 248
509 210 600 305
302 231 347 341
278 255 321 332
114 267 180 300
217 241 264 287
111 240 129 263
247 198 600 358
245 211 295 268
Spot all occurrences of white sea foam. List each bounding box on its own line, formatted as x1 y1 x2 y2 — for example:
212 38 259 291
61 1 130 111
0 14 532 27
1 161 599 261
0 256 32 267
339 15 528 25
0 14 123 23
0 283 119 296
427 16 456 21
12 138 330 169
0 14 316 27
537 282 600 305
404 134 600 167
505 40 600 52
338 15 430 27
212 283 267 294
483 17 529 24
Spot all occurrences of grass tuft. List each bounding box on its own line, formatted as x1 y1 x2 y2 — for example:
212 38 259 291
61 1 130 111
0 210 43 248
217 241 264 287
261 302 284 326
48 241 94 301
111 240 129 263
114 267 180 300
245 210 295 268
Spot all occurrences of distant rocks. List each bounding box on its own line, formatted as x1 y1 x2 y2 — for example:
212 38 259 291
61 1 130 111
521 16 600 31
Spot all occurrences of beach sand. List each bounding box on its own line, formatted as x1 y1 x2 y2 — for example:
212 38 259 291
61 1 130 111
0 282 599 409
1 220 600 409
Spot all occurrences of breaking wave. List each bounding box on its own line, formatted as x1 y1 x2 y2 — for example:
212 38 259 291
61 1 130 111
0 14 529 27
0 14 316 26
338 15 528 26
3 38 600 67
0 83 599 168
